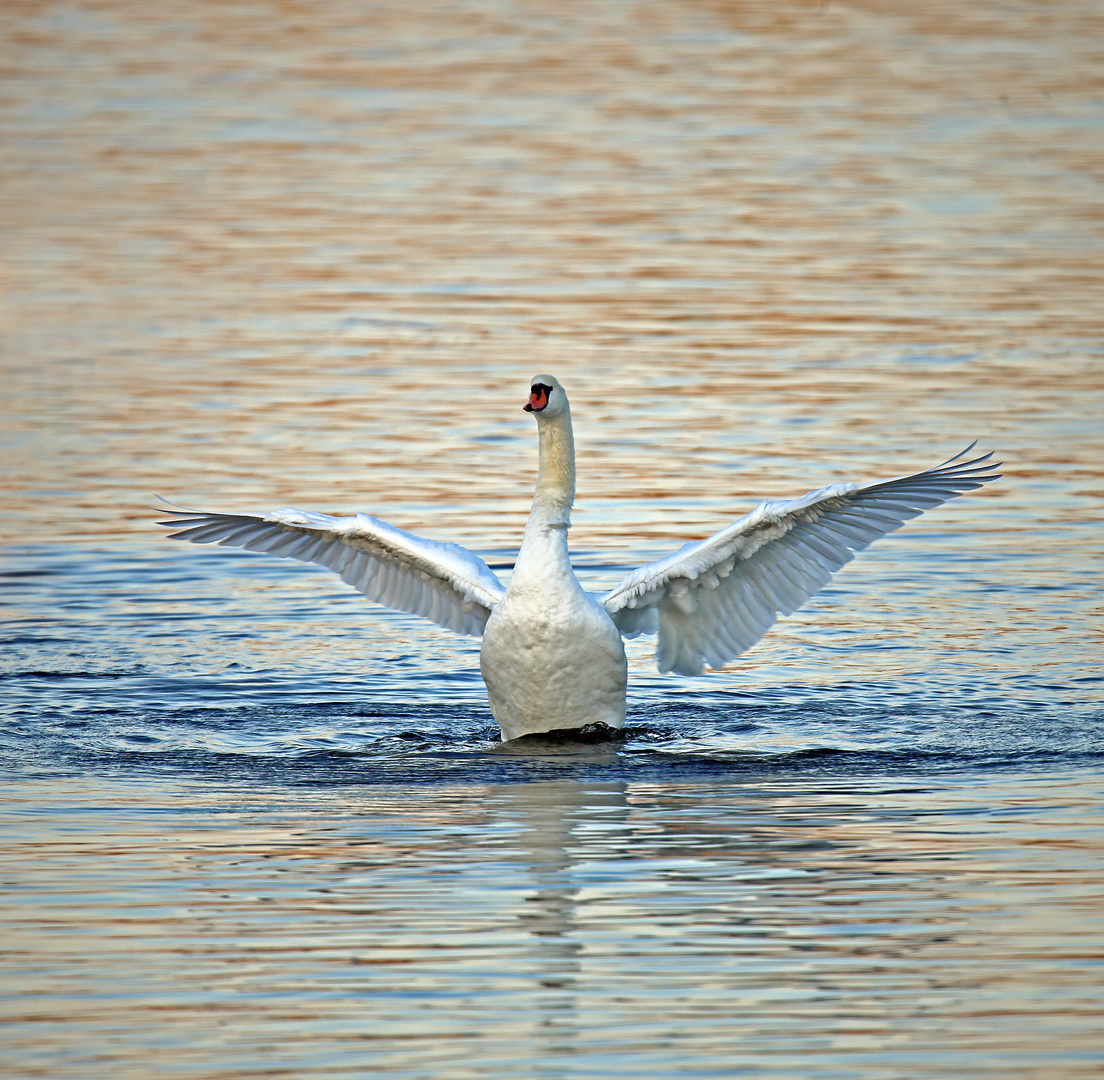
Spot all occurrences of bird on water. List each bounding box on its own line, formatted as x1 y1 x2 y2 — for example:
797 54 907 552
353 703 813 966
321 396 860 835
162 375 1000 742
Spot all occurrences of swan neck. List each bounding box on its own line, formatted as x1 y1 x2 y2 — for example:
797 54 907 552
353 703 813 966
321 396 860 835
531 407 575 528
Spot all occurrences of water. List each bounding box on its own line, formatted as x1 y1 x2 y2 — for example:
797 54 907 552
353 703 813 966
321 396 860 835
2 1 1103 1077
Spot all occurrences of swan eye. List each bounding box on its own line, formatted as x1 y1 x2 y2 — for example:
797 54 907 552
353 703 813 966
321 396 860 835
525 384 552 412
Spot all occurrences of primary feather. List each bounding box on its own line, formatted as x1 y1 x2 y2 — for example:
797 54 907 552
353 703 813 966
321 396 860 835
161 506 504 637
601 444 1000 675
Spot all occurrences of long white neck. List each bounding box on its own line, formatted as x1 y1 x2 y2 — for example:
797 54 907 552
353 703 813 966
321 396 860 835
516 403 575 572
533 405 575 525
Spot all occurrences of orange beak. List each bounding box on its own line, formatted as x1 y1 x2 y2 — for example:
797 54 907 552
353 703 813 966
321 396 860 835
524 386 549 412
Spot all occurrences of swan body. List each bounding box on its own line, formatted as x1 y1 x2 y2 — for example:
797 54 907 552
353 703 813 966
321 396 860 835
479 380 628 740
162 375 1000 741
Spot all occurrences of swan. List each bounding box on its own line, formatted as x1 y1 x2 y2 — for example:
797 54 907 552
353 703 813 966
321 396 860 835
161 374 1000 741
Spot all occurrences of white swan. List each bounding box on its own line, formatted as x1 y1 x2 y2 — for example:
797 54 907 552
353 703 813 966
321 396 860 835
162 374 1000 741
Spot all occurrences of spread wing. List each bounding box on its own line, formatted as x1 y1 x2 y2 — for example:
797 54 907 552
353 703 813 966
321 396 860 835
160 505 506 637
601 445 1001 675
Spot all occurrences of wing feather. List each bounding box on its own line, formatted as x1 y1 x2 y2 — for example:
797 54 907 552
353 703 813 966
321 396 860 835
603 446 1001 675
160 505 505 637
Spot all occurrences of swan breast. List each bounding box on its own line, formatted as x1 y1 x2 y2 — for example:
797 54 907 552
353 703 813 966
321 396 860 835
480 584 627 741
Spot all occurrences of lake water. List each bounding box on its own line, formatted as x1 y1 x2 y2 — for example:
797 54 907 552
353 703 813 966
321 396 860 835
2 1 1102 1077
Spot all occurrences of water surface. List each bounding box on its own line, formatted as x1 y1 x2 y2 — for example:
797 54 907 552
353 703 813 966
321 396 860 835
1 1 1102 1077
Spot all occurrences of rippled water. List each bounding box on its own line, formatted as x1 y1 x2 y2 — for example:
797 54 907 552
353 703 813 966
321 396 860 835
2 1 1103 1077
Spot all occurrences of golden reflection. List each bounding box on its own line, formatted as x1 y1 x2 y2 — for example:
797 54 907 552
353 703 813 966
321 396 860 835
4 771 1101 1069
0 0 1100 557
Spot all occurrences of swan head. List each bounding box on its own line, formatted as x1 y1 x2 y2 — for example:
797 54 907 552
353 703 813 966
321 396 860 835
523 374 568 419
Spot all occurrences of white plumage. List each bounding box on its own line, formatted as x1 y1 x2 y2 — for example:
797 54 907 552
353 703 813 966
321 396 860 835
162 375 1000 740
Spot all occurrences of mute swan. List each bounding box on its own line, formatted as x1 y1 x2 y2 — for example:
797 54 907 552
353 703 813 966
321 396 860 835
161 375 1000 741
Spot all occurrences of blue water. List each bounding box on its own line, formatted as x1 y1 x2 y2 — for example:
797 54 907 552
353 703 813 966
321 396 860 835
5 538 1100 786
2 530 1102 1080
